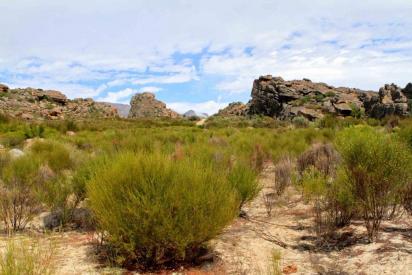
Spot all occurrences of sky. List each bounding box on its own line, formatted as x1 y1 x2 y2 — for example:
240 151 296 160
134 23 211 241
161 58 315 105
1 0 412 115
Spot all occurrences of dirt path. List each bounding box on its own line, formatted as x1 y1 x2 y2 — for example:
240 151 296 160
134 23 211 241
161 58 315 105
213 164 412 275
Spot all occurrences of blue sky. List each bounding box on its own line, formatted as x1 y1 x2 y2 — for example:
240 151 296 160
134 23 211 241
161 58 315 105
1 0 412 114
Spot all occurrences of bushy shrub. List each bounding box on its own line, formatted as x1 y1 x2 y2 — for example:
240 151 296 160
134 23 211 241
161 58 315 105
30 141 74 172
0 156 43 232
87 153 238 269
300 167 355 238
297 143 340 177
335 126 412 241
228 162 260 210
0 132 26 147
23 124 45 139
274 156 295 196
292 116 309 128
0 239 55 275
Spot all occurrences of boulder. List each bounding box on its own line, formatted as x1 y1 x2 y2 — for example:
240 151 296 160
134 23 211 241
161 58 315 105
403 83 412 99
0 84 9 93
128 92 180 119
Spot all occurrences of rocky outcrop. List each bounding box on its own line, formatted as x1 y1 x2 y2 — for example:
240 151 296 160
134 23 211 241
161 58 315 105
404 83 412 99
241 75 411 120
128 92 180 119
362 84 409 119
0 85 118 120
217 102 248 116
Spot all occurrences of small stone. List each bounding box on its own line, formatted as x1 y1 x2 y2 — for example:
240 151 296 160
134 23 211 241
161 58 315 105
283 264 298 274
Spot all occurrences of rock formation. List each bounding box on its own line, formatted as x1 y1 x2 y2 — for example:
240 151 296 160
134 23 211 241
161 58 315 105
220 76 411 120
217 102 249 116
128 92 180 119
0 84 118 120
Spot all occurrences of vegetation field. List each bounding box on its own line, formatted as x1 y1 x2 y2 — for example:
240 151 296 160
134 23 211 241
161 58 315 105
0 114 411 274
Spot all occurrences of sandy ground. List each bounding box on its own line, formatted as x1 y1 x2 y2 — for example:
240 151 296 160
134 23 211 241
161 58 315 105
0 163 411 274
213 164 412 275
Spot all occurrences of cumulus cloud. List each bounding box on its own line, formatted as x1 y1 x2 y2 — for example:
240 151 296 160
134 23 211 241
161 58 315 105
167 101 229 115
0 0 411 102
98 86 162 104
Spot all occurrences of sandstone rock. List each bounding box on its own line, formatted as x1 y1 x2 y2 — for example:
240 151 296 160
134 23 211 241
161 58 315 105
0 84 9 93
21 113 34 120
246 76 411 120
0 86 118 121
32 89 67 104
128 92 180 119
217 102 248 116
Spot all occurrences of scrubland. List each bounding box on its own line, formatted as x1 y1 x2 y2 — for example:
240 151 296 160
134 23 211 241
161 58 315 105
0 113 411 274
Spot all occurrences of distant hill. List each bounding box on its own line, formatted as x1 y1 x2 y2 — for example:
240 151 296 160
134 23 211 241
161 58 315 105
183 110 208 118
105 103 131 118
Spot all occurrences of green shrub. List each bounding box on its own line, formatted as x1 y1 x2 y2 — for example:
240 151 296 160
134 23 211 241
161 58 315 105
30 141 74 172
228 162 260 210
0 239 55 275
87 153 238 269
0 156 43 232
349 103 364 119
274 156 294 196
292 116 309 128
1 132 25 147
24 124 45 139
300 167 355 238
335 126 412 241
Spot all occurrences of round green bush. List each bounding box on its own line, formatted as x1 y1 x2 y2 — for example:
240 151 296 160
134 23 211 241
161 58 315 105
87 152 238 268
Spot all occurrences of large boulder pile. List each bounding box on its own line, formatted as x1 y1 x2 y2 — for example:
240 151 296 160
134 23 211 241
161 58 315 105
128 92 180 119
0 84 118 120
221 76 411 120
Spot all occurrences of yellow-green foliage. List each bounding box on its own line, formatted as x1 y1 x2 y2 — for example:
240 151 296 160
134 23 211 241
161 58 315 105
87 152 239 267
0 239 55 275
335 126 412 240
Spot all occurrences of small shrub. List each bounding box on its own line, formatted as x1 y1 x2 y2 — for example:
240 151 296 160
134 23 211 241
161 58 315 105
292 116 309 128
30 141 74 172
297 143 340 177
268 249 282 275
0 156 43 232
24 124 45 139
228 162 260 210
87 153 238 269
0 239 55 275
274 156 294 196
349 103 364 119
1 132 25 147
335 126 412 241
250 143 268 172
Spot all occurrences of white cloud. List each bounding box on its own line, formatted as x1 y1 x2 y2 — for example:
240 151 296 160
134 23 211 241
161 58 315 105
167 101 229 115
0 0 411 101
97 86 162 104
